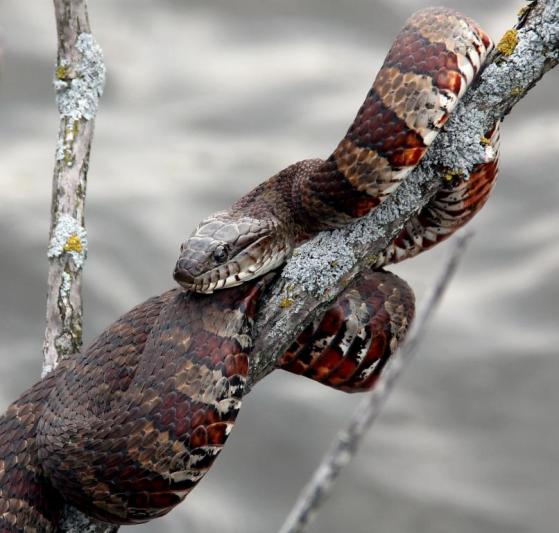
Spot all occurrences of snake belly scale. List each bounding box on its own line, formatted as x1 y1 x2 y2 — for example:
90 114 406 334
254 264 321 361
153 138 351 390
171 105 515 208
0 7 499 531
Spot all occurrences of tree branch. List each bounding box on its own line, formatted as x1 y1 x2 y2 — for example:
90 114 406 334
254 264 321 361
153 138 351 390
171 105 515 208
34 1 557 531
44 0 104 377
246 0 559 390
44 1 110 531
278 232 472 533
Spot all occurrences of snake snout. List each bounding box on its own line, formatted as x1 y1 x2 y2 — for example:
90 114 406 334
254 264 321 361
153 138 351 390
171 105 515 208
173 259 196 288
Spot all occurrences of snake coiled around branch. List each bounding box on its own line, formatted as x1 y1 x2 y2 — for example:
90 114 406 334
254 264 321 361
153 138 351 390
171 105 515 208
0 7 499 531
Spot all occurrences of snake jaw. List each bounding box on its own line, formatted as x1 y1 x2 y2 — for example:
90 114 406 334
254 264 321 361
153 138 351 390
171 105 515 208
174 213 291 293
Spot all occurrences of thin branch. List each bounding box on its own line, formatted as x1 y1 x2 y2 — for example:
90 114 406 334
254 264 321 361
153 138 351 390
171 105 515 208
44 1 110 531
43 0 105 376
278 232 472 533
246 0 559 390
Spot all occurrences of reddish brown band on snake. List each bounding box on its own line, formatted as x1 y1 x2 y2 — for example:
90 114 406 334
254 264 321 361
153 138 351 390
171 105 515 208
0 8 499 531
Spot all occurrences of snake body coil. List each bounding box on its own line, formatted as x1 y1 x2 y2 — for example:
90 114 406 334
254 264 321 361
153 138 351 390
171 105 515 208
0 8 499 531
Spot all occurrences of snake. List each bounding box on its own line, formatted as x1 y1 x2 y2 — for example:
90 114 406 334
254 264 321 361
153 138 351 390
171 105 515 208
0 7 500 532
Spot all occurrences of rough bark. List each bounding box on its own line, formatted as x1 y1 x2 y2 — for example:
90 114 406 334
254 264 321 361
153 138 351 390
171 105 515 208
246 0 559 390
44 0 104 376
45 1 111 531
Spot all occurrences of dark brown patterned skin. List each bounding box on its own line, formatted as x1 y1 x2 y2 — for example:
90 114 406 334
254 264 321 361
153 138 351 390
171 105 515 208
40 282 265 525
1 8 500 531
0 372 64 532
1 283 265 531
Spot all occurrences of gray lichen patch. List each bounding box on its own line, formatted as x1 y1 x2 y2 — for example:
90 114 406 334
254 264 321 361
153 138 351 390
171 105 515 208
55 136 66 162
60 505 117 533
474 2 559 117
533 0 559 50
54 331 75 357
48 214 88 268
426 102 488 178
55 33 106 121
480 40 544 108
60 271 72 298
41 362 55 379
280 166 431 297
253 292 307 360
55 117 80 165
419 1 558 180
282 229 356 294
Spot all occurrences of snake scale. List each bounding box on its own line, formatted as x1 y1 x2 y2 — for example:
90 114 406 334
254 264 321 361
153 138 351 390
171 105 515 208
0 8 500 531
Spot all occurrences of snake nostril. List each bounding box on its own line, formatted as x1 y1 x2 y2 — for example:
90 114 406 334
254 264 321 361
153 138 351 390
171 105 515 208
173 262 195 285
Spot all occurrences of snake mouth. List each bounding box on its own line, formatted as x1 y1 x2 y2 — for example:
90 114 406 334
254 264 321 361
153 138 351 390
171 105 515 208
173 266 196 287
174 235 289 294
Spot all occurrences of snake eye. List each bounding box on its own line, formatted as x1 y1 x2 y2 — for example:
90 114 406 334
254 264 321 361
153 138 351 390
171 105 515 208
212 245 229 264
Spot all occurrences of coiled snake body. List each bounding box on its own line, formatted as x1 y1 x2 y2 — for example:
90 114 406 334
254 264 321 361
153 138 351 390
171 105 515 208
0 8 499 531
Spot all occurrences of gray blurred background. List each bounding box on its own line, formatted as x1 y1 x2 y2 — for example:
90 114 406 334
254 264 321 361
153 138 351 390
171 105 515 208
1 1 558 532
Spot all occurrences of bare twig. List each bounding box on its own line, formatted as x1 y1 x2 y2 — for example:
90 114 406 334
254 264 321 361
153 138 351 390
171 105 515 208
44 1 111 531
246 0 559 389
278 233 472 533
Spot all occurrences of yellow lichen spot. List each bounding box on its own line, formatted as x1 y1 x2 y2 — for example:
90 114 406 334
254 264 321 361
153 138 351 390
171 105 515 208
63 149 74 166
496 29 519 56
55 65 67 80
441 169 463 183
279 297 294 309
63 234 82 254
480 136 490 146
366 254 378 265
329 260 338 268
64 122 76 139
510 86 524 97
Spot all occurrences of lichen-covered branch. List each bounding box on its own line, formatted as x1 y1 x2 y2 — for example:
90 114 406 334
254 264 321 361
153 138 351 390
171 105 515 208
44 1 110 531
278 232 472 533
43 0 105 377
246 0 559 389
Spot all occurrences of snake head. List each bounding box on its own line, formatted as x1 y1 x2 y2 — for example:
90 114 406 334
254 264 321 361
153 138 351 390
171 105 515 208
174 212 290 293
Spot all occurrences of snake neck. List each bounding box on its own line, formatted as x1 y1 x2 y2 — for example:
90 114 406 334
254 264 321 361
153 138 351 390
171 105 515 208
231 157 356 243
230 6 494 239
177 6 494 291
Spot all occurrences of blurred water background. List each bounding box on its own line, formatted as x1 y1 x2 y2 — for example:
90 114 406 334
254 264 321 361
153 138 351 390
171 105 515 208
1 1 558 532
